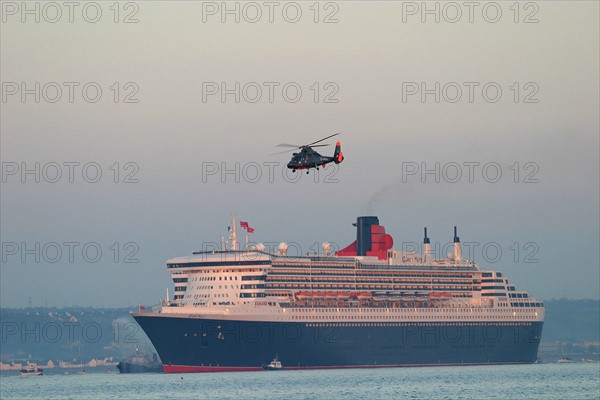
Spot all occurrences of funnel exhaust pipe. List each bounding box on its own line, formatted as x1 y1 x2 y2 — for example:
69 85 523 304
423 227 433 262
453 226 462 261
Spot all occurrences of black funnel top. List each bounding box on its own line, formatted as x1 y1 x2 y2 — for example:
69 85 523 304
356 216 379 256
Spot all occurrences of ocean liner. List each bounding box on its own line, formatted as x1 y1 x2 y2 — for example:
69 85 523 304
133 216 544 373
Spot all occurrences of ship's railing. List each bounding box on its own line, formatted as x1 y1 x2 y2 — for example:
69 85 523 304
283 298 494 310
272 262 479 272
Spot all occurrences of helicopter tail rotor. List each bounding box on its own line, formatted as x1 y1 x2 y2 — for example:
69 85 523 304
333 141 344 164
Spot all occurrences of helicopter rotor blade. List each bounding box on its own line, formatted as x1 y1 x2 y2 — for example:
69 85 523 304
307 133 340 146
269 148 297 156
276 143 302 148
270 144 329 156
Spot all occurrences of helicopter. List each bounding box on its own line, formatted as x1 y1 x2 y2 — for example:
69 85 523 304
273 133 344 173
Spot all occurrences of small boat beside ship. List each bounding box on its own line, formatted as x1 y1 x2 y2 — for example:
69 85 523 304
117 348 162 373
263 356 283 371
19 363 43 376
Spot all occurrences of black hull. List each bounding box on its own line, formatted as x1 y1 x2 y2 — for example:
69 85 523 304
133 315 543 373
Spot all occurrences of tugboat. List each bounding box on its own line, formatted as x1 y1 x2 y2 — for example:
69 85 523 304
263 355 283 371
117 347 162 373
19 363 43 376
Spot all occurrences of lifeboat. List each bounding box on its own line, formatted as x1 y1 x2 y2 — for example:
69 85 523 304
325 291 337 298
357 291 372 300
429 292 451 299
337 291 349 299
296 292 310 300
415 292 429 301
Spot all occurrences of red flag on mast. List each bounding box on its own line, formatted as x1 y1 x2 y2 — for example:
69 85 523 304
247 227 254 233
240 221 249 229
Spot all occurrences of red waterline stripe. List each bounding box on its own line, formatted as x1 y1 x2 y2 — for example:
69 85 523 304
163 361 529 373
163 365 263 373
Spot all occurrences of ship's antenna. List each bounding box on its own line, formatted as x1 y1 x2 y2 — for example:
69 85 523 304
453 226 462 261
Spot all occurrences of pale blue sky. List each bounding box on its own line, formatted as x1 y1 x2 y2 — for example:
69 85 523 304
1 2 598 307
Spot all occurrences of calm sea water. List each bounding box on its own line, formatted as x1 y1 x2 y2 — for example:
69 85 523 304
1 364 599 400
